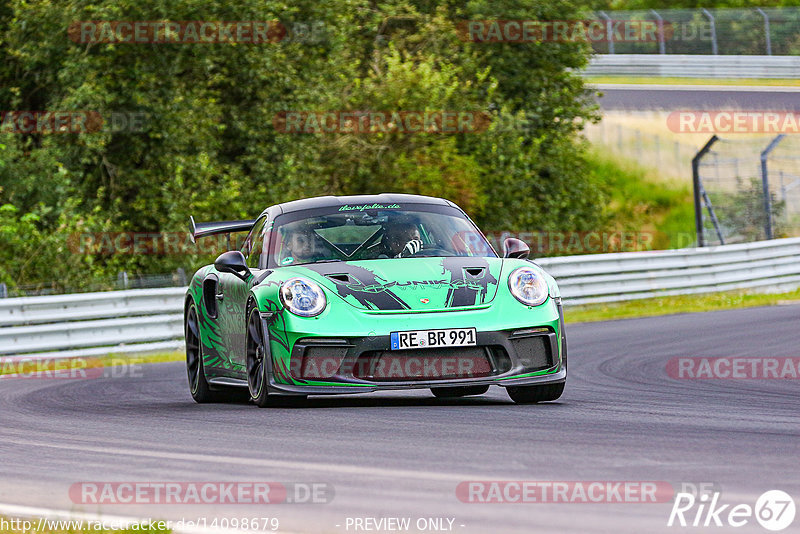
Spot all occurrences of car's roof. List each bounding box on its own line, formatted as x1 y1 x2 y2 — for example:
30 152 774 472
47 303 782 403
265 194 456 217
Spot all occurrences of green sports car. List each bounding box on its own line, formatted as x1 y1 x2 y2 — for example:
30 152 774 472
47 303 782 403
185 194 566 406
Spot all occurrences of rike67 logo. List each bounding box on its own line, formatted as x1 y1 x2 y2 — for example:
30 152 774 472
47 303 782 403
668 490 795 531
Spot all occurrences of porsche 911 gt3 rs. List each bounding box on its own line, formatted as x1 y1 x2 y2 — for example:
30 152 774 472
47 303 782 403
185 194 566 406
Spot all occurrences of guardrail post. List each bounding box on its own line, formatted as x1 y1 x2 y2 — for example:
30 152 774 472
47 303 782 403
176 268 187 286
649 9 666 54
761 134 786 240
118 271 129 290
692 135 719 247
701 9 718 55
0 283 7 299
756 8 772 55
598 11 614 54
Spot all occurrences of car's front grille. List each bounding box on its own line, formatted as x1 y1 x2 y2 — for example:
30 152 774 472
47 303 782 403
289 330 554 383
353 346 502 381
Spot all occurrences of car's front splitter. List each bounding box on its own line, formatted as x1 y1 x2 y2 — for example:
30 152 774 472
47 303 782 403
263 369 566 396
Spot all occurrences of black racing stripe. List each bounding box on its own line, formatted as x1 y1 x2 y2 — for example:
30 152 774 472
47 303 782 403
303 263 410 310
440 257 498 308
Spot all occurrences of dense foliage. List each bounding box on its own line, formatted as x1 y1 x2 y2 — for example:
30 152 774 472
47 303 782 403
1 0 611 292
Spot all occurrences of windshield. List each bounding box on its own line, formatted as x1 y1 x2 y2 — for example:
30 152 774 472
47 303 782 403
268 203 496 268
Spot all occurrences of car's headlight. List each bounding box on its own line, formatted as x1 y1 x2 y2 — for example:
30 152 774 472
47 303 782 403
279 277 327 317
508 267 549 307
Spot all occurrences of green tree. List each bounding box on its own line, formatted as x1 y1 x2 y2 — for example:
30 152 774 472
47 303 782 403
0 0 607 290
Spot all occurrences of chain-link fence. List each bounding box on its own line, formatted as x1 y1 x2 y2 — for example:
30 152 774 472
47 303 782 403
768 135 800 235
592 8 800 55
694 135 800 246
584 115 698 180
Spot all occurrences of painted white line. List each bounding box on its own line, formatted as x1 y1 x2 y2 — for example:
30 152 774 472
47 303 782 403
590 83 800 93
0 502 302 534
3 437 475 482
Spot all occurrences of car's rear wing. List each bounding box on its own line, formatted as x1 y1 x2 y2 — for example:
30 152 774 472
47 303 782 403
189 216 256 245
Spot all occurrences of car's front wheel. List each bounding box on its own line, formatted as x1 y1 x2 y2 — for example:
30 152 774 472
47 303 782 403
246 303 308 408
431 385 489 398
506 382 565 404
186 303 220 403
246 304 273 407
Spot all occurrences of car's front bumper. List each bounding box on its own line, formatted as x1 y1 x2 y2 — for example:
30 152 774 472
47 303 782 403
261 299 567 396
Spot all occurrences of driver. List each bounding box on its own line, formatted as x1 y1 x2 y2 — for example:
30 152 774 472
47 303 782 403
383 222 423 258
283 227 325 264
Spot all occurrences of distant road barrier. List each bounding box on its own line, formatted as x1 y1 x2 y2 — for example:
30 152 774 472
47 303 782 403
2 237 799 357
538 237 800 305
585 54 800 78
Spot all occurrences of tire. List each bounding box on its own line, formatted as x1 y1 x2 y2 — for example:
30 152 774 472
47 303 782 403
431 385 489 398
507 382 565 404
186 303 223 403
246 302 308 408
246 303 272 407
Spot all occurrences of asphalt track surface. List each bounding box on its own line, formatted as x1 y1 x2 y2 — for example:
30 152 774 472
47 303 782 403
593 84 800 111
1 304 799 533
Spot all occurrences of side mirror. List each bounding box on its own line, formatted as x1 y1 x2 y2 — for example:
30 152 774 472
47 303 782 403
215 251 251 280
503 238 530 259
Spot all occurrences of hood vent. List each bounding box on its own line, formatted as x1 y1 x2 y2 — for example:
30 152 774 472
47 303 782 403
464 267 486 279
326 273 356 284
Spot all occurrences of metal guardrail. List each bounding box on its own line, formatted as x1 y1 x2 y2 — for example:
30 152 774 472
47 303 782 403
584 54 800 78
538 236 800 305
1 237 799 358
0 288 186 358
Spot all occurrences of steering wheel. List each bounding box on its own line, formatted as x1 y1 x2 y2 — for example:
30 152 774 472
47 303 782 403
406 244 453 257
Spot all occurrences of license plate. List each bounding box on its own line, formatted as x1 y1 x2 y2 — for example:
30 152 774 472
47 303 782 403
390 327 477 350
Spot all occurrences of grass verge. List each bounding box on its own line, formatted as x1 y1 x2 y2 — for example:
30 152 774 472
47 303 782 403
585 148 695 250
566 287 800 323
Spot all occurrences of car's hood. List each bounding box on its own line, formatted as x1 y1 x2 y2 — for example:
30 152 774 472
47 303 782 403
293 257 504 312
